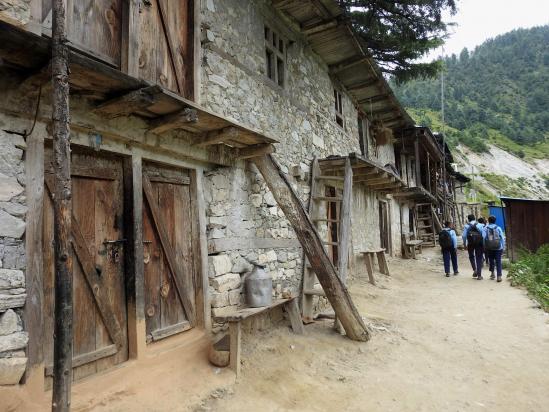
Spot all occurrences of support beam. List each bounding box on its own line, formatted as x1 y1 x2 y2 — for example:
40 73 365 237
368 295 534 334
302 19 338 35
329 56 368 73
148 108 198 134
93 86 161 118
347 77 379 91
193 126 239 147
251 155 370 342
237 144 275 160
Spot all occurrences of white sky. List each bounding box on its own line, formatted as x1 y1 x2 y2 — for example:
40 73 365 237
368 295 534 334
425 0 549 60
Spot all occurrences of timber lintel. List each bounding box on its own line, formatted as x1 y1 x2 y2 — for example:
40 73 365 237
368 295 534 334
93 86 161 119
148 108 199 135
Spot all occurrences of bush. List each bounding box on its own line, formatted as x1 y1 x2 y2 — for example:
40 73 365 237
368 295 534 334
508 245 549 311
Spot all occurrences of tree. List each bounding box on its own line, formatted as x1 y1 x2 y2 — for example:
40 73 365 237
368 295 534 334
340 0 457 82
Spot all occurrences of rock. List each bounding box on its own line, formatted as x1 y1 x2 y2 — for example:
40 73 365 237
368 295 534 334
250 194 262 208
228 289 241 306
211 305 238 319
210 291 229 308
0 350 25 358
0 332 28 352
0 310 21 336
209 216 227 226
211 273 241 293
0 173 23 202
209 255 232 277
0 210 25 238
209 74 231 89
231 256 253 274
0 202 27 218
263 192 276 206
208 228 225 239
211 174 229 189
266 250 277 262
0 293 26 311
0 269 24 290
0 357 26 385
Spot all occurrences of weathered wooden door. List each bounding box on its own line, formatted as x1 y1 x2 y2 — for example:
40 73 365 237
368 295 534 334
42 0 123 67
43 149 128 383
138 0 194 97
142 163 196 342
379 200 389 251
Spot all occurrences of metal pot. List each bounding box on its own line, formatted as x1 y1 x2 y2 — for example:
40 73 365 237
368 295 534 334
245 265 272 308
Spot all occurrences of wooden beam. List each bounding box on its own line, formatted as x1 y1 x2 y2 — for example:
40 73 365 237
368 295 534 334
237 144 275 160
302 19 338 35
193 126 239 147
329 56 368 73
371 107 398 116
357 95 389 105
148 108 199 134
93 86 161 119
347 77 379 91
251 155 370 342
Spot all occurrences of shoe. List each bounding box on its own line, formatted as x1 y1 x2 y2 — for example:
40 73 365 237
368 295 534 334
477 275 483 280
497 276 502 283
454 272 459 276
472 272 477 278
490 272 495 280
446 273 450 277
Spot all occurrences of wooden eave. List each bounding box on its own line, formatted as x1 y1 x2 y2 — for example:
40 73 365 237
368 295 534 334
318 153 407 193
392 186 438 204
0 22 277 157
273 0 414 131
395 127 444 161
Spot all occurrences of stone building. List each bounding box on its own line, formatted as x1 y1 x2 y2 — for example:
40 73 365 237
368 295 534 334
0 0 457 401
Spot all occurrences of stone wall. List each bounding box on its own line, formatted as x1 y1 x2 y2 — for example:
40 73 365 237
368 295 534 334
0 129 28 385
0 0 31 26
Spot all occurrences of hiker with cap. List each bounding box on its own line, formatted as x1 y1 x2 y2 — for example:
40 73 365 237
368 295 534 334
462 214 485 280
439 221 459 277
484 215 506 282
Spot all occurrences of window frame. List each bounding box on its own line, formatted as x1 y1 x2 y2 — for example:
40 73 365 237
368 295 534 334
358 115 370 157
334 89 344 128
264 25 286 88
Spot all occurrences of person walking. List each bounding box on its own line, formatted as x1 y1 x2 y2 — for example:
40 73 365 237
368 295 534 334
477 217 489 263
439 221 458 277
484 215 506 282
462 214 485 280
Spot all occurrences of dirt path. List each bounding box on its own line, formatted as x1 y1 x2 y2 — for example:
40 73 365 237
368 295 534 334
192 249 549 412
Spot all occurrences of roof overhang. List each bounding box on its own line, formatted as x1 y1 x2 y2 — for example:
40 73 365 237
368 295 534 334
273 0 414 130
392 186 438 204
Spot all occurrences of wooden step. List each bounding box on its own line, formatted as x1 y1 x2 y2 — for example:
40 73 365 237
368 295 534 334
313 196 342 202
304 288 326 297
313 218 340 223
323 241 339 246
417 224 432 229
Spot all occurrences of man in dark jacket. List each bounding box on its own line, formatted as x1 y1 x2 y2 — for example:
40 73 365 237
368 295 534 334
462 214 485 280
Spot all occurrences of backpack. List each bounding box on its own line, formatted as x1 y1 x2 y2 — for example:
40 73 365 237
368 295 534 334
485 226 502 251
439 229 453 250
466 223 483 247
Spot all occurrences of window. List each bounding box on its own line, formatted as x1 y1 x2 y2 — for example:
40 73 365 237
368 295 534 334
264 26 286 87
334 89 344 127
358 116 370 157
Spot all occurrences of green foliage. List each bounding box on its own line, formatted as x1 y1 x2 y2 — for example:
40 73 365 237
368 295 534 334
480 173 530 199
508 245 549 311
340 1 456 82
393 26 549 147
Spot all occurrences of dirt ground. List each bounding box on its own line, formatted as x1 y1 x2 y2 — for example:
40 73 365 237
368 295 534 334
191 248 549 412
6 248 547 411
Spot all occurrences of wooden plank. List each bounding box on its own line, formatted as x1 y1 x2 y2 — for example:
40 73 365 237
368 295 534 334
93 86 161 118
150 321 191 342
364 253 375 285
237 144 275 160
45 344 117 377
193 126 239 147
284 299 304 334
148 108 198 134
337 158 352 284
251 155 369 342
229 321 241 378
142 175 196 325
155 0 184 93
121 0 140 77
207 237 301 254
214 298 291 322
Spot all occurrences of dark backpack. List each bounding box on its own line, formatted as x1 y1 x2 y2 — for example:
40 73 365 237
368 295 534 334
439 229 453 250
466 223 483 247
485 226 502 251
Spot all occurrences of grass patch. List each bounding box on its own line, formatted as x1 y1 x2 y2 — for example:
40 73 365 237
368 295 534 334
486 129 549 160
508 245 549 311
480 173 531 198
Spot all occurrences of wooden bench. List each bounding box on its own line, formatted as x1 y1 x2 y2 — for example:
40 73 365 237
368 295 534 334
361 248 390 285
214 297 304 378
405 239 423 259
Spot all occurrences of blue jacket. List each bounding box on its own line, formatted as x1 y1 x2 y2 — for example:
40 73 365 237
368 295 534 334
483 223 505 250
442 227 458 249
462 221 485 247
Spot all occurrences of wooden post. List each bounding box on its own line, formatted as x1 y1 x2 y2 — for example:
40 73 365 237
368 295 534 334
414 137 421 188
51 0 73 410
251 154 370 342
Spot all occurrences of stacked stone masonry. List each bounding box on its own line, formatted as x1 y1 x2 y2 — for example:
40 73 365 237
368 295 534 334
0 129 28 385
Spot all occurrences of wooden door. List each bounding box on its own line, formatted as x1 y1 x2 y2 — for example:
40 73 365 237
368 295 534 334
142 163 196 343
138 0 194 97
43 149 128 383
42 0 123 67
379 201 389 250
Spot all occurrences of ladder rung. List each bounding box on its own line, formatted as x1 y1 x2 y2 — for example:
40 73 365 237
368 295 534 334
304 288 326 297
313 218 339 223
323 241 339 246
315 175 345 181
313 196 342 202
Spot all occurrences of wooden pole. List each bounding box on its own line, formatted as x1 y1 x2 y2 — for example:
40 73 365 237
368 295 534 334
51 0 73 410
251 154 370 342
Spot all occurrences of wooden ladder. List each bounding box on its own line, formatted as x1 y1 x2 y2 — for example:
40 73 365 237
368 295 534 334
415 203 436 246
302 158 352 324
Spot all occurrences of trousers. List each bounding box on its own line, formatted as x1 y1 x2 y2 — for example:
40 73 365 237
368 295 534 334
486 249 503 277
468 244 484 276
442 248 458 274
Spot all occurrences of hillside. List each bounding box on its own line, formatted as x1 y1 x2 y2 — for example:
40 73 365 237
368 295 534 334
393 26 549 200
